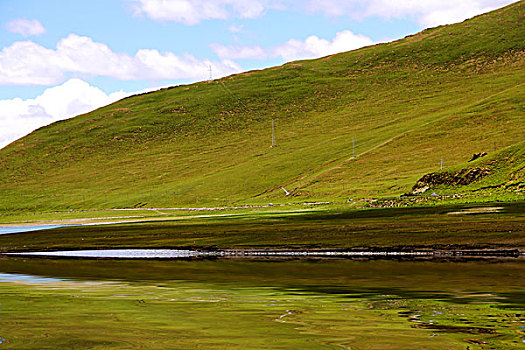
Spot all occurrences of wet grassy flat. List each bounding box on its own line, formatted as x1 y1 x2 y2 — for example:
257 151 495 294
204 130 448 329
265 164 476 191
0 203 523 253
0 257 523 349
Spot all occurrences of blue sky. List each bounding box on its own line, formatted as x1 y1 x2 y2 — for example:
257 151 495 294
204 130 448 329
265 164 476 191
0 0 518 148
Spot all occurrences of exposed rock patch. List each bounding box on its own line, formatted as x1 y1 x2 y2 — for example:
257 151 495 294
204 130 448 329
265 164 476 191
412 167 491 193
469 152 488 162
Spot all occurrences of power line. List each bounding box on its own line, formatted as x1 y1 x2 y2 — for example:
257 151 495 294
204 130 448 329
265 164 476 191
219 81 248 109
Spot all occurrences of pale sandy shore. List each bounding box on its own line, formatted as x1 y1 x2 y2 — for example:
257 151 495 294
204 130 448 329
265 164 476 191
0 204 328 227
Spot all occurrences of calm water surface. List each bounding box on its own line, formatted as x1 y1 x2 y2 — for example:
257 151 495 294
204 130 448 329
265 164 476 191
0 257 523 349
0 225 65 235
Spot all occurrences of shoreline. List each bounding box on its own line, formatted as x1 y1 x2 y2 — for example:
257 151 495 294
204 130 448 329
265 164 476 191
4 247 523 260
0 201 523 228
0 207 326 227
1 202 523 256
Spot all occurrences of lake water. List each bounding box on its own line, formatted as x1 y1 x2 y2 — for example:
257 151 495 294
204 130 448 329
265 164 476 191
0 225 65 235
0 256 523 349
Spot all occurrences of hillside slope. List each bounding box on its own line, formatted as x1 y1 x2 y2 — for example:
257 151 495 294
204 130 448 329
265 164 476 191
411 141 525 195
0 1 524 211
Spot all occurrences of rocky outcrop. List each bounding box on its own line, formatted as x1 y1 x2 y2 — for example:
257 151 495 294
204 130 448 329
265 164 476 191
468 152 488 162
411 167 491 193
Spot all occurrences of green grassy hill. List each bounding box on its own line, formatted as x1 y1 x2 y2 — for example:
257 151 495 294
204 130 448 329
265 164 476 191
0 1 524 212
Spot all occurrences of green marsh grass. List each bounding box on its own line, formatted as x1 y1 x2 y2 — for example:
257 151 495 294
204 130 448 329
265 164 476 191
1 202 523 252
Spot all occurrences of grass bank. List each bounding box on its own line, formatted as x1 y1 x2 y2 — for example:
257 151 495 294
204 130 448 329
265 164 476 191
0 202 523 253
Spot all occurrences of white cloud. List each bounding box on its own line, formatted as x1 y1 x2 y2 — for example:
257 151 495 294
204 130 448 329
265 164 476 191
229 24 244 33
127 0 517 27
129 0 268 25
0 34 243 86
305 0 518 27
273 30 374 61
0 79 130 149
212 30 374 61
133 49 241 80
210 43 267 59
0 40 65 85
5 18 46 37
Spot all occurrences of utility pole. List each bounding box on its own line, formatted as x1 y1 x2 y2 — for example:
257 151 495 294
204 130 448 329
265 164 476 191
271 118 276 147
352 136 355 159
208 65 212 81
